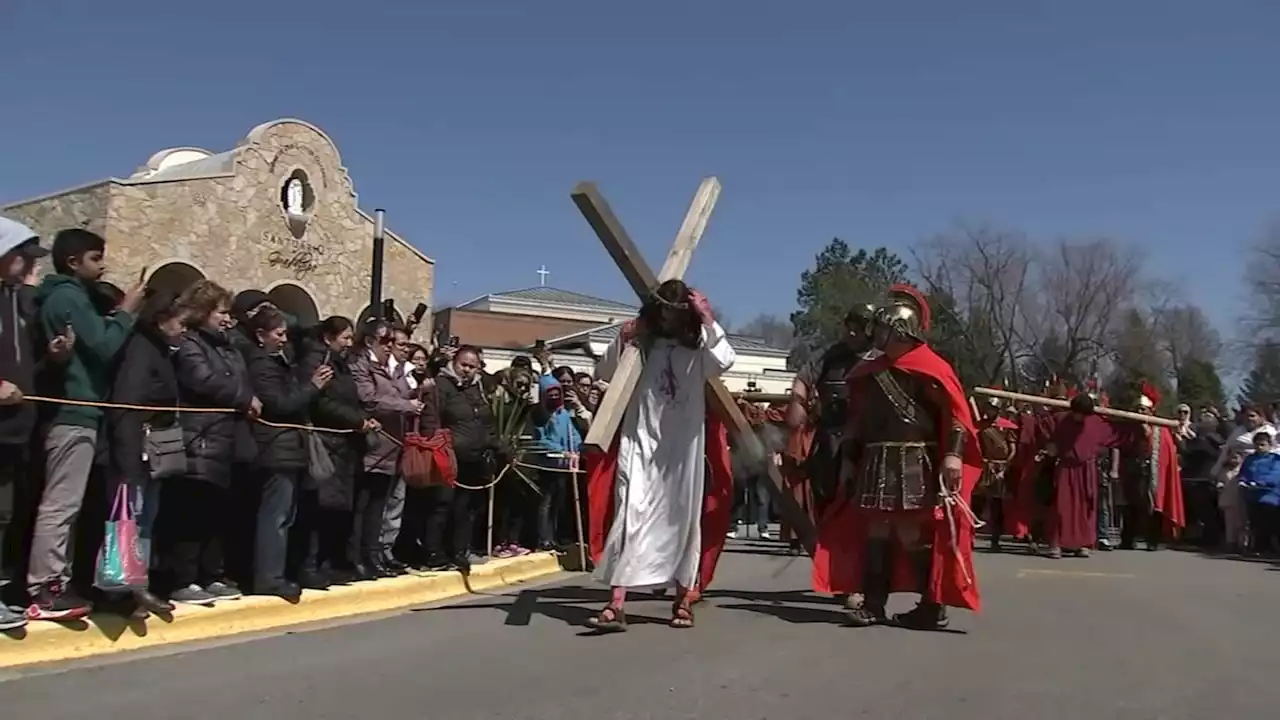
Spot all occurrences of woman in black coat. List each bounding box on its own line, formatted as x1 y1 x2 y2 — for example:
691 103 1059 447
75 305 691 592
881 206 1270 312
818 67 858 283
297 316 377 584
102 291 186 615
159 281 257 607
244 308 333 598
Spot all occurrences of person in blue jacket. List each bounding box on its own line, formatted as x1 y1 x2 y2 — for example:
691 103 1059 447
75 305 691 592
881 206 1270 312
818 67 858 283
529 374 584 551
1239 431 1280 555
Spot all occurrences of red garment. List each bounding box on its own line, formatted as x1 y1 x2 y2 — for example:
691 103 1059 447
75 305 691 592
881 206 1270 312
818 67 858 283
1032 412 1149 549
780 425 817 543
1005 413 1046 539
585 410 734 595
1151 426 1187 537
811 344 984 612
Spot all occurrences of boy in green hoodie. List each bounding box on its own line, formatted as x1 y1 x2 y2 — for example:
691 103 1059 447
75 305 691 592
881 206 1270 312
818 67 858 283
25 229 144 620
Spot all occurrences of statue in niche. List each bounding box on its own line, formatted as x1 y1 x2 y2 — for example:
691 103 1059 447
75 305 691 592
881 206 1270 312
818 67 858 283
284 177 306 216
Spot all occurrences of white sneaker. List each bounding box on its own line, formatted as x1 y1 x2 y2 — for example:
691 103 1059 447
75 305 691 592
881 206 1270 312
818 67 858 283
0 604 28 631
759 530 778 541
725 529 739 539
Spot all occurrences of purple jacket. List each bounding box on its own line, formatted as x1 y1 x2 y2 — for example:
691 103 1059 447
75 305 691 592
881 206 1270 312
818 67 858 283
350 352 419 475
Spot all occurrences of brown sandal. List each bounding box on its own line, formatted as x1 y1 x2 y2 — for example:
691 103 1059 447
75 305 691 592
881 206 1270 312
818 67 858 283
587 605 627 633
669 599 694 629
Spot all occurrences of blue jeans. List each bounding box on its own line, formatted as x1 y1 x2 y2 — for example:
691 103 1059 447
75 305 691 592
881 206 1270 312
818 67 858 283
255 470 300 588
129 479 163 572
1097 476 1114 543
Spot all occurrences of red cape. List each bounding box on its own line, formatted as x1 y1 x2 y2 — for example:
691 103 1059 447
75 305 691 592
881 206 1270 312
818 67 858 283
1152 426 1186 537
811 345 984 612
585 410 734 594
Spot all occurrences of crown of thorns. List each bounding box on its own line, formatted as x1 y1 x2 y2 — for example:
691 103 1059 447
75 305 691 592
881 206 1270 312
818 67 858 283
649 290 690 310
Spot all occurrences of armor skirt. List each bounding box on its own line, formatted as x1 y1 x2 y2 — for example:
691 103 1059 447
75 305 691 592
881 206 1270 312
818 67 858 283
849 441 938 512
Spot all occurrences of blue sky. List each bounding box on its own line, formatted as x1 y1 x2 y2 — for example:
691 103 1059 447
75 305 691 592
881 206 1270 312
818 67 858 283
3 1 1276 337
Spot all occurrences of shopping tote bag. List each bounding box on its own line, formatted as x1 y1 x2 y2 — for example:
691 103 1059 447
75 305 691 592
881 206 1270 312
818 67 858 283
94 483 148 592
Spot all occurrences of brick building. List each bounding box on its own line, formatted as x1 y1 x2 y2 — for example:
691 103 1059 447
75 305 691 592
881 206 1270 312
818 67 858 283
439 286 795 393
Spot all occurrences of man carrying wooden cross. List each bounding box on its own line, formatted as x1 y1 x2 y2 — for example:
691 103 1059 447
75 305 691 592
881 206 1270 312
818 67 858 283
812 284 984 630
585 279 735 632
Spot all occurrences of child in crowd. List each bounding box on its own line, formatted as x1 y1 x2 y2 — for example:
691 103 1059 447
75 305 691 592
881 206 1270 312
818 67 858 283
1239 432 1280 556
1215 450 1245 553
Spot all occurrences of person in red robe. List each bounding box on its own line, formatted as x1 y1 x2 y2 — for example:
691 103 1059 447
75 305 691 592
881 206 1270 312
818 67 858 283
1029 392 1157 558
1117 382 1186 550
812 284 983 630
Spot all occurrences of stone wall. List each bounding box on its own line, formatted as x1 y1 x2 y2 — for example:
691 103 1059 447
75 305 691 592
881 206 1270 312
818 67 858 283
3 119 433 335
3 184 113 246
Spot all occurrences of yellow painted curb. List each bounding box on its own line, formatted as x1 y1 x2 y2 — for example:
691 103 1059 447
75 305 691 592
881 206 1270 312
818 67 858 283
0 551 565 669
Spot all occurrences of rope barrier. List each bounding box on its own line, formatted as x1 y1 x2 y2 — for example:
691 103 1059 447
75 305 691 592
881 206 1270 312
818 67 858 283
12 394 578 493
15 394 357 433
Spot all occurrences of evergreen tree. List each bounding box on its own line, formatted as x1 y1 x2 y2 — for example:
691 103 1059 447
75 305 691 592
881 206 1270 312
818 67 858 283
1176 358 1227 412
790 239 907 369
1238 341 1280 409
1106 309 1172 412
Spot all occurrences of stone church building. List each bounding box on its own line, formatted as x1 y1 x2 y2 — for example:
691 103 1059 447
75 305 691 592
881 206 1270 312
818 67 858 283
2 118 434 328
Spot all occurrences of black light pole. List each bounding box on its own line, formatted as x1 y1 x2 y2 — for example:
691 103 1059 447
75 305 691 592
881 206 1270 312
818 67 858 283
370 208 385 319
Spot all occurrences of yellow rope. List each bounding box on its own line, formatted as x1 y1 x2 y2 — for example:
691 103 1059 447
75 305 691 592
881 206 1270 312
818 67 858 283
18 394 356 433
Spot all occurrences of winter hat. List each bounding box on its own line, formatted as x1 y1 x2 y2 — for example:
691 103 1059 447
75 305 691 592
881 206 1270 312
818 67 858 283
231 289 271 320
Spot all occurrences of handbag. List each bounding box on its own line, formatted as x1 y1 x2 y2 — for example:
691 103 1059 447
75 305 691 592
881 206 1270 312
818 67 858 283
308 430 337 484
144 424 186 480
402 427 457 489
94 483 148 592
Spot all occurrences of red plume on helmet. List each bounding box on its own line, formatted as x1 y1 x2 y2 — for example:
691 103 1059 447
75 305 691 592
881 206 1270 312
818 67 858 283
886 283 932 333
1138 380 1161 409
1065 384 1079 400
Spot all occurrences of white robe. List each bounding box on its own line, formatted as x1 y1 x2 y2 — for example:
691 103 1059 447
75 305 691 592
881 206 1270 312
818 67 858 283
592 322 736 589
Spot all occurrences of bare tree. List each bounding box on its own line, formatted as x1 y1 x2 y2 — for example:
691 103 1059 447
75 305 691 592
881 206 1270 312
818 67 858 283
1245 220 1280 342
1154 304 1222 377
737 313 794 351
1021 237 1143 381
912 223 1034 386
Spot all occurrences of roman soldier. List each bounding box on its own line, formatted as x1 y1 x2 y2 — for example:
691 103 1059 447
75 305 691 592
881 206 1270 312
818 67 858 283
812 284 982 630
1117 381 1186 550
785 302 876 526
975 394 1017 551
1087 379 1120 550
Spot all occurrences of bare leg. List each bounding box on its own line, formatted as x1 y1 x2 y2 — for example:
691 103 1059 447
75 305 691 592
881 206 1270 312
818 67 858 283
586 586 628 632
670 584 694 628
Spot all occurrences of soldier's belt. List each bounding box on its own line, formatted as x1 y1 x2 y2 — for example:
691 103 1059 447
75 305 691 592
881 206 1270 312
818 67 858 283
865 441 937 449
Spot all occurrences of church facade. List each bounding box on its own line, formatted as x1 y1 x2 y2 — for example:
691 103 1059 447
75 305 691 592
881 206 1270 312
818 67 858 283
2 118 433 328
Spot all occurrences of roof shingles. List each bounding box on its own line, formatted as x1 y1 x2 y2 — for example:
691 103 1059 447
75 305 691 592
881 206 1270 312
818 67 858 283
490 287 637 313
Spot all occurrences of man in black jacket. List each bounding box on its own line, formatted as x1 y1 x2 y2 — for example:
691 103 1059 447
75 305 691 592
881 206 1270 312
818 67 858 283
0 217 51 629
432 345 499 572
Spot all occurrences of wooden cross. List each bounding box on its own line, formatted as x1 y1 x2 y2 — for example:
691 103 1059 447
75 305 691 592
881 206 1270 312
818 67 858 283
570 178 818 555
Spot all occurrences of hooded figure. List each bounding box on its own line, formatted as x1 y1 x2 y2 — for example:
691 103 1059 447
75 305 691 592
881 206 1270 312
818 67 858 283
533 375 583 465
0 217 44 446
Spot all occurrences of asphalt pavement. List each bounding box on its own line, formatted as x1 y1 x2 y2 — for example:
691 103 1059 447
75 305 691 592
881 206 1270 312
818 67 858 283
2 540 1278 720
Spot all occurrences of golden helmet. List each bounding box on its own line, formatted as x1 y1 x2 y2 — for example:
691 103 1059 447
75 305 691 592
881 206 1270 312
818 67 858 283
872 284 932 344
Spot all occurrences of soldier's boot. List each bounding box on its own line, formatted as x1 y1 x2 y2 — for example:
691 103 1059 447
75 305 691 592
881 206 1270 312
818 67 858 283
892 546 949 631
844 539 890 627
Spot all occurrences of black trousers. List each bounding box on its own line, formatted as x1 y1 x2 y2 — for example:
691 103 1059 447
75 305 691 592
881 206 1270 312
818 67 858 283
556 472 587 546
288 488 350 576
157 479 230 589
349 471 394 562
495 471 533 548
0 443 28 591
422 461 491 560
70 466 109 598
394 486 430 566
1120 505 1163 548
1249 503 1280 554
255 469 301 588
535 470 566 548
